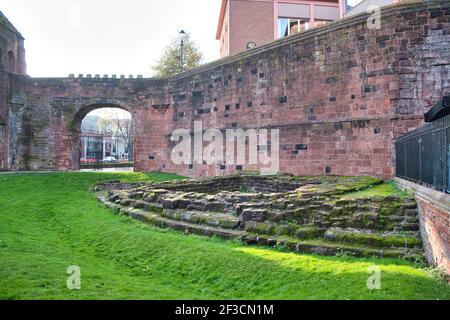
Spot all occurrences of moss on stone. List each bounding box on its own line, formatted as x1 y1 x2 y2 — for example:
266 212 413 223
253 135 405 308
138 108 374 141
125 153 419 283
325 229 384 247
294 226 320 240
383 235 422 248
94 174 423 260
273 224 294 236
339 181 413 200
324 228 422 249
246 222 275 235
218 218 240 229
377 198 403 230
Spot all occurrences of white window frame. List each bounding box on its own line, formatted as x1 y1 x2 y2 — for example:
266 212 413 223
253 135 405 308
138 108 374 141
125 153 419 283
278 18 310 38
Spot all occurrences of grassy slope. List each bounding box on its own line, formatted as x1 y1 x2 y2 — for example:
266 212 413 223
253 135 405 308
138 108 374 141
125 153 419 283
0 172 449 300
340 181 412 199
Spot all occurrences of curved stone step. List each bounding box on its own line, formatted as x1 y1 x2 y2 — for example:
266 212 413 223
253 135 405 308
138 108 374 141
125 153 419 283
323 228 422 249
98 193 245 240
96 192 423 261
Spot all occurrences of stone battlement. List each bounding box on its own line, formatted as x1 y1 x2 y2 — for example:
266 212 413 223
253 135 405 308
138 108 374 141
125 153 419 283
68 74 144 79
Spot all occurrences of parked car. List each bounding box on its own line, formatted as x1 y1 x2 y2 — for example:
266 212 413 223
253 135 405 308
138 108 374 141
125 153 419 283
103 156 116 163
80 158 98 163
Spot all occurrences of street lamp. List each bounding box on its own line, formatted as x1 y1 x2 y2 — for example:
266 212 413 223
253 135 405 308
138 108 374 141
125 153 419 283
179 30 186 73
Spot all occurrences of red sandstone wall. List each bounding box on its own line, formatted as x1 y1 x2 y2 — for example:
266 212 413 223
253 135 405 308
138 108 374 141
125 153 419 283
0 11 27 170
5 0 450 178
134 104 174 173
0 71 7 170
167 0 450 179
6 75 172 171
396 178 450 275
0 18 26 75
417 197 450 274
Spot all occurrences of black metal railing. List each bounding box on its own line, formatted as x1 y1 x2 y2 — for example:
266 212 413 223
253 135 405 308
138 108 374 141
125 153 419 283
396 115 450 193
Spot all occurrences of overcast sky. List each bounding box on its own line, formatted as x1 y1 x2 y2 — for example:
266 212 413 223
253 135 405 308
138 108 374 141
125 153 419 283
1 0 221 78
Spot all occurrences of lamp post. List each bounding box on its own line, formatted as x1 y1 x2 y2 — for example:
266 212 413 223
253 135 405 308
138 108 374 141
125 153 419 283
179 30 186 73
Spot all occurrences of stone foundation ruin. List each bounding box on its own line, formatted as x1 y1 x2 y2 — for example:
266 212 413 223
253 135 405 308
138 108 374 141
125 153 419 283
94 175 424 260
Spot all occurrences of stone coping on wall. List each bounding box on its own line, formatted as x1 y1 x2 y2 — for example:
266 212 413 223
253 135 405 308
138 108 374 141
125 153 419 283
395 178 450 213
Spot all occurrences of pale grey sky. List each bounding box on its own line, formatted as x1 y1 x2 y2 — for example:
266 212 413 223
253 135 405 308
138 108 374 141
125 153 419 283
89 108 131 119
1 0 221 77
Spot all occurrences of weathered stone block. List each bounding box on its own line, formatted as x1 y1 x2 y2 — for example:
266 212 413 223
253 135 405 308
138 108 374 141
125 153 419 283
143 202 163 213
294 227 320 240
242 209 268 222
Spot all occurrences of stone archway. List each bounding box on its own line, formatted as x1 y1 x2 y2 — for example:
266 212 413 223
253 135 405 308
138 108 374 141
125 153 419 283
71 102 136 171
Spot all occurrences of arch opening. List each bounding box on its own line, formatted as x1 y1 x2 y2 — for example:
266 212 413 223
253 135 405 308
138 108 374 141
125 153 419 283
74 105 135 172
8 50 15 72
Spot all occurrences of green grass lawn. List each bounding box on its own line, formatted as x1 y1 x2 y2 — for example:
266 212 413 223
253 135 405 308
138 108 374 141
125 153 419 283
340 181 412 199
0 172 449 300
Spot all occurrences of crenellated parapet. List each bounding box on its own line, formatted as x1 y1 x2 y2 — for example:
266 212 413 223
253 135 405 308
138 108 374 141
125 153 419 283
68 73 145 80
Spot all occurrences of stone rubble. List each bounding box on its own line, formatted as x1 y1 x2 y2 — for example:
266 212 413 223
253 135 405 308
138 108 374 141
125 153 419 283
94 174 424 260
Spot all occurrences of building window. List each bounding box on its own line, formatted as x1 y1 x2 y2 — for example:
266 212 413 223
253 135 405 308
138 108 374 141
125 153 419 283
278 18 309 38
343 0 365 14
0 125 4 142
314 19 331 28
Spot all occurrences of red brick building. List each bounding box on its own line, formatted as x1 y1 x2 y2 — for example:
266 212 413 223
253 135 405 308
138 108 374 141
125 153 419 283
216 0 341 58
216 0 411 58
